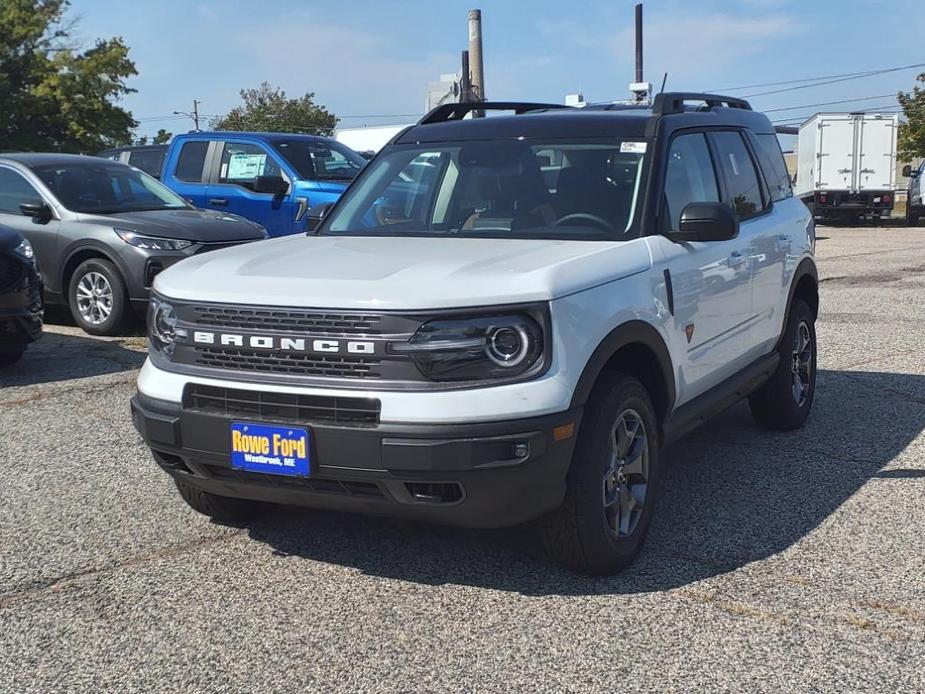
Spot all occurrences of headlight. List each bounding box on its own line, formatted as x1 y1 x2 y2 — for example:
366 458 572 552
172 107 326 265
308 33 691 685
116 229 193 251
13 238 35 263
394 313 545 382
148 297 184 355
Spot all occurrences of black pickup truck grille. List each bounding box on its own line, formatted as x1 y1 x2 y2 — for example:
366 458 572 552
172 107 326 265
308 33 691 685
0 256 24 292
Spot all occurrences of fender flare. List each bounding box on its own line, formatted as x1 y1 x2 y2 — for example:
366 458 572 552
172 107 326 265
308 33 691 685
775 257 819 350
569 319 676 412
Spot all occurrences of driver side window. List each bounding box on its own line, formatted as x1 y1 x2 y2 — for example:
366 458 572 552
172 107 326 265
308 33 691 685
663 133 720 231
0 168 44 215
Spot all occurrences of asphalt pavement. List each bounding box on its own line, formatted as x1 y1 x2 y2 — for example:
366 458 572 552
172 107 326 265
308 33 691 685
1 226 923 693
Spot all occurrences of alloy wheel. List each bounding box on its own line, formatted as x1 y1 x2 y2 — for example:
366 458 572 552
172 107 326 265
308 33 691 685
75 271 114 326
603 408 650 538
791 321 813 406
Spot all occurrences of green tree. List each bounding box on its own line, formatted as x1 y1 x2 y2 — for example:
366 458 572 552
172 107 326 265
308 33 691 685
210 83 338 135
0 0 137 153
135 129 172 146
897 73 925 161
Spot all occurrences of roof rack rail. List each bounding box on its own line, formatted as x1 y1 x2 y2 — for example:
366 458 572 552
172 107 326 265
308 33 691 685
418 101 570 125
652 92 752 116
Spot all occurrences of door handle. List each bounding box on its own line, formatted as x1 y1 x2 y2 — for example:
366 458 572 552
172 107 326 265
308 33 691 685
728 251 746 267
209 198 228 206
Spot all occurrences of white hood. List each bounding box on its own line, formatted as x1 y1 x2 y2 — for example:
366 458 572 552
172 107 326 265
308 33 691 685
153 235 652 310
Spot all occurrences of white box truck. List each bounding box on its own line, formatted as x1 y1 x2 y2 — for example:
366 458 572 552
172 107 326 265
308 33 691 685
795 112 899 222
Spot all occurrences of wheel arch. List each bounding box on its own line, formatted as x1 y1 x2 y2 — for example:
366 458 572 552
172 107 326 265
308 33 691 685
60 243 129 299
570 320 676 438
777 257 819 350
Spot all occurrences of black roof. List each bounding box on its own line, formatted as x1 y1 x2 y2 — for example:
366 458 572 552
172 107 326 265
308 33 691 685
396 94 775 144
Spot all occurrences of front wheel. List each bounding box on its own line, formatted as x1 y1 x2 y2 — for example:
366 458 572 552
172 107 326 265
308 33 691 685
542 373 660 575
0 348 25 367
174 477 269 524
67 258 129 336
748 299 817 430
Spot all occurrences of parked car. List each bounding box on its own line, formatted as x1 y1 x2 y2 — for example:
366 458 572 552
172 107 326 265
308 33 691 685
0 153 268 336
0 224 42 365
131 95 818 575
159 132 367 237
902 161 925 225
97 144 168 180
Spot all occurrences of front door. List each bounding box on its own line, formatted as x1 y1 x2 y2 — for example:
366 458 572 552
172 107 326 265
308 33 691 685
649 131 755 405
208 141 296 237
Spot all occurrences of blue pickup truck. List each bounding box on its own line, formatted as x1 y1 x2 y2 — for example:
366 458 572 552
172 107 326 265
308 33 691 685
158 132 367 237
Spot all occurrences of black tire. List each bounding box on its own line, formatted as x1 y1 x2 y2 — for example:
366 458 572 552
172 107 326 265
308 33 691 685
0 348 25 367
67 258 129 336
908 210 920 227
542 372 660 575
748 299 817 430
174 477 268 524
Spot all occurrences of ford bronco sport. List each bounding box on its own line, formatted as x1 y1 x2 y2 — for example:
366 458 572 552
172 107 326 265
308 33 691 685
131 94 818 575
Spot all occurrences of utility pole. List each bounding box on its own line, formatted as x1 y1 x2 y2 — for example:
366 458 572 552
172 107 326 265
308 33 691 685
173 100 201 131
629 4 651 104
468 9 485 115
460 50 472 103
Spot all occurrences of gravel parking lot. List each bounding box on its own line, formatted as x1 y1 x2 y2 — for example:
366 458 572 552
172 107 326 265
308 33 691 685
1 226 923 693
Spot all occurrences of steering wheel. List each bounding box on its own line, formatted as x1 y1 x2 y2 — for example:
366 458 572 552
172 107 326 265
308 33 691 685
554 212 611 232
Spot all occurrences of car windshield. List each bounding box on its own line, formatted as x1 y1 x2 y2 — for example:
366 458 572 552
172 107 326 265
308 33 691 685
271 139 366 182
33 163 188 214
323 139 647 239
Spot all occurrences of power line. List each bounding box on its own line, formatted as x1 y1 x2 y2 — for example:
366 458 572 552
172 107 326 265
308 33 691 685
763 94 897 113
742 63 925 98
711 64 924 92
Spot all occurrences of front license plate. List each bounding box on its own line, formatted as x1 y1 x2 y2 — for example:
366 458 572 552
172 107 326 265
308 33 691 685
230 422 310 477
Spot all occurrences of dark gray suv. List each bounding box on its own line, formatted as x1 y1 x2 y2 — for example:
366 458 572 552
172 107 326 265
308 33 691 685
0 153 267 335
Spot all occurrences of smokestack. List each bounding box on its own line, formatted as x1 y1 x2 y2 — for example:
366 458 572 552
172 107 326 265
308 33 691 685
468 9 485 107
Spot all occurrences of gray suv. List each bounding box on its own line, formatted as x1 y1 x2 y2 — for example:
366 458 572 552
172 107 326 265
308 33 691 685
0 153 267 335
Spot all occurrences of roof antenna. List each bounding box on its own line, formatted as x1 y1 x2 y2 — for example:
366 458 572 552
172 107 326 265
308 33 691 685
659 72 668 95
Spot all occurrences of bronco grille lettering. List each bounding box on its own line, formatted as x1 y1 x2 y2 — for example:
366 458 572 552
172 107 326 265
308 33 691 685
190 331 376 355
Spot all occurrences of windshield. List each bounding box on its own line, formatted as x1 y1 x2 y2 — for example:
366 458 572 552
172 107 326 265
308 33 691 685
323 139 647 239
34 163 188 214
272 139 366 182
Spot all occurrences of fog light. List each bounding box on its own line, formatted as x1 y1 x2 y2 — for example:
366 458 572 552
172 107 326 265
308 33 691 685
512 441 530 458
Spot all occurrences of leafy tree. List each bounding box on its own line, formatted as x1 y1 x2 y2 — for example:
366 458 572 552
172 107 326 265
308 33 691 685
135 129 172 146
897 73 925 161
210 83 338 136
0 0 138 152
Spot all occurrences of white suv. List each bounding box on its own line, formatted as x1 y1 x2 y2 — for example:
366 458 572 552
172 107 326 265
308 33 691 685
131 94 818 575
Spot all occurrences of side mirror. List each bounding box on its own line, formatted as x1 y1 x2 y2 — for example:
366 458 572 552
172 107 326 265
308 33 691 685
253 175 289 196
671 202 739 242
305 202 333 232
902 164 917 178
20 200 53 223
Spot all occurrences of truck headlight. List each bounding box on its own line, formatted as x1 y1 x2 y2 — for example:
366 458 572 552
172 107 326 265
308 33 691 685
393 313 545 382
116 229 193 251
148 297 183 354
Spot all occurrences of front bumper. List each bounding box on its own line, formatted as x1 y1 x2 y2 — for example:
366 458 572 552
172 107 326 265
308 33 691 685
0 265 42 349
130 392 581 528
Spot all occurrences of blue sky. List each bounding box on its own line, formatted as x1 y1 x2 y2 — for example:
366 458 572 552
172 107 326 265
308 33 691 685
74 0 925 140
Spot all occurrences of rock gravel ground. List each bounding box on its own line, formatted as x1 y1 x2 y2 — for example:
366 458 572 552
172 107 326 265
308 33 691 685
1 226 923 693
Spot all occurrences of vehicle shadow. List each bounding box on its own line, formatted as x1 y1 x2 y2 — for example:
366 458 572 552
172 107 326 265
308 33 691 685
245 368 925 596
0 326 147 388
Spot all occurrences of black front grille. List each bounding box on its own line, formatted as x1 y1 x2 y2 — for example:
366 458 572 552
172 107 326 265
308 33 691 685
190 305 383 336
203 464 384 497
0 256 24 291
185 384 381 426
193 348 381 379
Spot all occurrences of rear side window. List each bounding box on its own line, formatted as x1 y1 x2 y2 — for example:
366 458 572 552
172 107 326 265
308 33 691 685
174 141 209 182
663 133 720 231
0 168 44 214
712 131 767 219
753 133 792 202
128 149 166 179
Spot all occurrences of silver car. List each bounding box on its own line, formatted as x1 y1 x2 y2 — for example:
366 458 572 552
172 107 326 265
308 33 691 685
0 153 267 335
